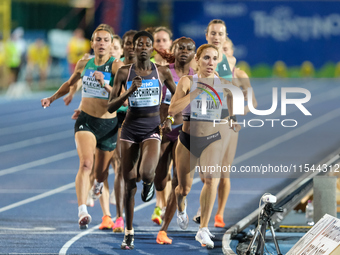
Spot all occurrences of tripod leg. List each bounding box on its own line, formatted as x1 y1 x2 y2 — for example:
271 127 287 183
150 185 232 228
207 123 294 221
255 222 267 255
244 225 261 255
269 221 282 255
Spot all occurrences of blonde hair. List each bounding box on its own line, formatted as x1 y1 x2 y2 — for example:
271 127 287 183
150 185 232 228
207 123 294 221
196 44 219 60
225 37 234 50
91 24 114 42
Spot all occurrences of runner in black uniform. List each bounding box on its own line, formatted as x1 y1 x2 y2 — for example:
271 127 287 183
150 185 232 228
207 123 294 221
107 31 176 250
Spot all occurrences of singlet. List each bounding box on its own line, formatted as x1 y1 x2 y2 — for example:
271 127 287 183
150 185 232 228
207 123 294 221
216 54 232 112
182 74 224 122
81 56 114 100
216 54 232 80
161 63 195 105
125 62 162 114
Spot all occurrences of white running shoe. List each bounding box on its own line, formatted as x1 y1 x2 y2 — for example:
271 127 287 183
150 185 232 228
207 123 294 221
109 189 116 205
195 227 215 249
78 212 92 229
90 180 103 200
177 199 189 230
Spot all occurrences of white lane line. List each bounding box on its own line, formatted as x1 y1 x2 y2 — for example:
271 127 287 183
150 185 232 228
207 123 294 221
0 189 75 194
58 177 201 255
0 227 56 231
0 149 78 177
0 130 73 153
234 107 340 165
0 116 73 136
0 183 75 213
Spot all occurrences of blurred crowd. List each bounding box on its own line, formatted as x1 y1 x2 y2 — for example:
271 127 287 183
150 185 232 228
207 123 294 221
0 27 91 93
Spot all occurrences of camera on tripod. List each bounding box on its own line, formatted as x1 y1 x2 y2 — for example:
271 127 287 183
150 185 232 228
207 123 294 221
262 194 277 204
245 193 283 255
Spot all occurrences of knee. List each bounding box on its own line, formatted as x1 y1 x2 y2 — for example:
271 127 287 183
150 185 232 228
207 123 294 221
177 184 191 197
79 159 93 174
204 177 219 188
141 172 154 184
125 180 137 195
155 181 164 191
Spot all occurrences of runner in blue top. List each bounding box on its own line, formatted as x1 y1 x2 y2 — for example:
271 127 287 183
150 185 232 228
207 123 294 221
41 24 123 230
107 31 176 250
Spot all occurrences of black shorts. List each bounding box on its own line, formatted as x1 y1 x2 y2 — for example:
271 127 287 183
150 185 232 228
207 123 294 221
74 111 118 151
117 111 127 128
120 113 161 143
179 131 221 158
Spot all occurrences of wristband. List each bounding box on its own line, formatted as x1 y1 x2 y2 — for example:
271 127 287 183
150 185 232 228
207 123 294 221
228 115 237 122
101 83 106 88
166 115 174 124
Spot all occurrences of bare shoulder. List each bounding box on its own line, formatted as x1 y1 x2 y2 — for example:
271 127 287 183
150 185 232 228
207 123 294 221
235 68 249 79
112 59 124 74
227 55 236 65
75 58 89 73
179 75 193 87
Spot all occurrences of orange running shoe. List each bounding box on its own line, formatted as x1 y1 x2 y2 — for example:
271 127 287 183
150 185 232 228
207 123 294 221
214 214 225 228
99 215 114 230
156 231 172 244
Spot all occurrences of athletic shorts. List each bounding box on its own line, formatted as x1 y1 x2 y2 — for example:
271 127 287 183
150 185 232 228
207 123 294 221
179 131 221 158
165 124 182 143
120 114 161 143
74 111 118 151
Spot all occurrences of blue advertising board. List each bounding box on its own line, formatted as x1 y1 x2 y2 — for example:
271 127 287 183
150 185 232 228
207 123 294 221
172 1 340 68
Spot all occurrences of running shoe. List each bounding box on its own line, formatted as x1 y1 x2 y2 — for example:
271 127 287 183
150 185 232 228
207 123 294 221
113 217 124 233
78 212 92 230
177 199 189 230
156 231 172 244
90 180 103 200
141 182 155 202
151 206 162 225
98 215 114 230
192 206 201 224
109 189 116 205
195 227 215 249
86 191 94 207
214 214 225 228
121 234 134 250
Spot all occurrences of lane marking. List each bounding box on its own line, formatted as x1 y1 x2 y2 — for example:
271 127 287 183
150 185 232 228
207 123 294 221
0 227 56 231
0 183 75 213
0 116 73 136
0 150 78 177
0 130 73 153
58 178 201 255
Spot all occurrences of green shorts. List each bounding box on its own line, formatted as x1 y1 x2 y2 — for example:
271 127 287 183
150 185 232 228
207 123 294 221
74 111 118 151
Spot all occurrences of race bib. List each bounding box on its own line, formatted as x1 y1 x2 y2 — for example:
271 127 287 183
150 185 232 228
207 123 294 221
127 79 160 107
190 90 224 121
82 69 111 99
